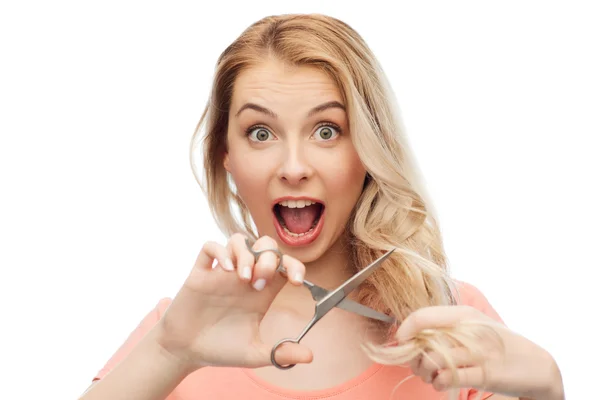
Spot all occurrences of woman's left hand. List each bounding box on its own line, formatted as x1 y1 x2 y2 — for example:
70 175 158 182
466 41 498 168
396 306 564 400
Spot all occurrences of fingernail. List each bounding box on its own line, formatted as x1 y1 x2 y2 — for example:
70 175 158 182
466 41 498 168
253 279 266 291
224 258 234 271
242 266 252 280
293 272 303 283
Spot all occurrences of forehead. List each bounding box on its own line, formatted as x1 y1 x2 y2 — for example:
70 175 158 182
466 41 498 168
230 58 343 109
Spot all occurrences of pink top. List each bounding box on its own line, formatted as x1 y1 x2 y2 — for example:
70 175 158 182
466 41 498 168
93 281 503 399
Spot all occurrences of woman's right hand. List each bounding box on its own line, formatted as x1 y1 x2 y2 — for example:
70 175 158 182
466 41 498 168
153 233 313 373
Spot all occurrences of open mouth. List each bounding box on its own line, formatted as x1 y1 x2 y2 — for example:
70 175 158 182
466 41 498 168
272 198 325 246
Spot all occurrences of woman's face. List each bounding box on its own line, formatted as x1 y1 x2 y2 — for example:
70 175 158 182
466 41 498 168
224 58 367 262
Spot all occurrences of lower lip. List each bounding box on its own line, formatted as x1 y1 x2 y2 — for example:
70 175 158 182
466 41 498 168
272 206 326 246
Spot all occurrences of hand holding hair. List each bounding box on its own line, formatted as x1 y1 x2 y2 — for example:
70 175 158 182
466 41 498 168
368 306 565 400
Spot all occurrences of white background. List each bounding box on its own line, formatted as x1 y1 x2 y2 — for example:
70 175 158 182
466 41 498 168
1 1 598 399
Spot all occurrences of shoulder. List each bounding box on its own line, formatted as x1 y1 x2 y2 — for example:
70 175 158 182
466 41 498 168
92 297 173 382
130 297 173 329
452 280 504 324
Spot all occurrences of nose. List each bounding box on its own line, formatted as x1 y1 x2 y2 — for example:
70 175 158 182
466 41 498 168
277 142 314 185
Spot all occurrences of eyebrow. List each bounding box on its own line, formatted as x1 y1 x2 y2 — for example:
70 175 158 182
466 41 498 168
234 100 346 119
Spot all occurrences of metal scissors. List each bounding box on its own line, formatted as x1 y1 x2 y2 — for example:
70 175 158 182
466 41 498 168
245 238 397 370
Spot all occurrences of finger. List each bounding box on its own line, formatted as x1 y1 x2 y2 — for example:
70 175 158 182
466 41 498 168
416 348 478 383
281 254 306 286
407 352 421 372
227 233 255 279
260 341 314 368
196 241 232 272
396 306 482 342
251 236 282 291
431 366 484 392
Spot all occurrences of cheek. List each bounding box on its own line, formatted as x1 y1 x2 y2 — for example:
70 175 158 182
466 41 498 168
323 148 366 205
227 151 272 209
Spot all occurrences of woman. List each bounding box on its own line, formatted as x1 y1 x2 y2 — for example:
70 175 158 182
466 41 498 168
81 14 564 400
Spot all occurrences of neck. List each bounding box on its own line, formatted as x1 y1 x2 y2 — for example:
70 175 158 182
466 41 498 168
306 237 354 287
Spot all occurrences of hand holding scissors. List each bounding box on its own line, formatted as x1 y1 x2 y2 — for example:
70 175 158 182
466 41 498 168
149 233 396 374
245 238 397 369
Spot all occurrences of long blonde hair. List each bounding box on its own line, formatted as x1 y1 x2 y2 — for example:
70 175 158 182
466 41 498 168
189 13 496 397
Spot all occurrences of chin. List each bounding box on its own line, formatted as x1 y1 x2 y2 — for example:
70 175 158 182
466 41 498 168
272 223 346 266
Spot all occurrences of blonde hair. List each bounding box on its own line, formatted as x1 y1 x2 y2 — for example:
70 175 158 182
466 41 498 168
189 13 497 398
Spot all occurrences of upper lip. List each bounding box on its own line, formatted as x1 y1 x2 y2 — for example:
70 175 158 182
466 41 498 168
272 196 325 208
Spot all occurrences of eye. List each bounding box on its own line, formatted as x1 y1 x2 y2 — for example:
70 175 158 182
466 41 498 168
313 124 340 141
246 126 275 142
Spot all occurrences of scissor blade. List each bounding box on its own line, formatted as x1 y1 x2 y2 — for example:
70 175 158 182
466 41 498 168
303 280 395 323
336 299 396 323
314 248 396 321
340 248 396 297
303 280 333 302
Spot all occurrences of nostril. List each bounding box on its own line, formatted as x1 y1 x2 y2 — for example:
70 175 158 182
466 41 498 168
277 159 313 183
280 175 308 183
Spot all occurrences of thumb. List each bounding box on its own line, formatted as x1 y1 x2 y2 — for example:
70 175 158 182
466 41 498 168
253 340 314 368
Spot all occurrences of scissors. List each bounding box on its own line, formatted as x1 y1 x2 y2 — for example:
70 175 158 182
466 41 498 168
245 238 397 370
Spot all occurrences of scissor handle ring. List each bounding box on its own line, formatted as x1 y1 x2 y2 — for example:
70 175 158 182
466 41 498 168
270 338 299 370
244 238 285 272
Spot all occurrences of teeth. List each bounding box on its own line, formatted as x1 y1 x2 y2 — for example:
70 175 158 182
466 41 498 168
283 225 315 237
278 199 316 208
